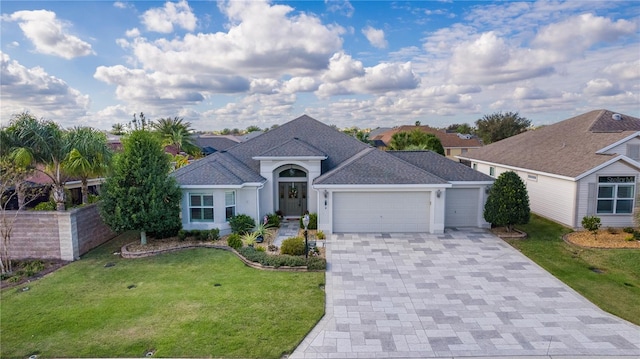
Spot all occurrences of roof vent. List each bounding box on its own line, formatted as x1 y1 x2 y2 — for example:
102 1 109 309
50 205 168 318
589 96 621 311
612 113 623 121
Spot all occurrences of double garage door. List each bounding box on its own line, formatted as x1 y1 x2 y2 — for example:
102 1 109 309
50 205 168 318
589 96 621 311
333 192 430 233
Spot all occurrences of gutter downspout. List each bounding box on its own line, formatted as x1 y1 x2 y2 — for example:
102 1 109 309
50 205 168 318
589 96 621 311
256 182 265 224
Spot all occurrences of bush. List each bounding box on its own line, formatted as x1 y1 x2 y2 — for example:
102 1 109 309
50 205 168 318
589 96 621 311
265 213 281 228
299 213 318 230
316 230 326 239
483 171 530 231
229 214 255 234
227 234 243 250
623 227 635 234
19 260 45 277
88 194 100 204
256 246 266 252
634 231 640 240
626 235 636 241
237 247 307 268
238 246 267 263
606 227 618 234
582 215 601 237
207 228 220 241
268 244 278 252
177 230 187 241
33 201 56 211
306 257 327 271
280 237 306 256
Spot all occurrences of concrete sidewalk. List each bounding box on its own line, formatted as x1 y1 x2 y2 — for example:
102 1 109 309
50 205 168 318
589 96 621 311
291 229 640 358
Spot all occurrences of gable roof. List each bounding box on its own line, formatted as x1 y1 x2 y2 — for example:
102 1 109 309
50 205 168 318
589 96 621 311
459 109 640 178
193 135 239 152
389 151 494 182
314 148 448 185
255 138 327 158
372 125 482 148
226 115 370 174
172 151 265 186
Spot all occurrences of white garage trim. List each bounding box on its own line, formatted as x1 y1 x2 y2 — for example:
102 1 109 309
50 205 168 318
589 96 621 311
445 188 481 227
333 192 430 233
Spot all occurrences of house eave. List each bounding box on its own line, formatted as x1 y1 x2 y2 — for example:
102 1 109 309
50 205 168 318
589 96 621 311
449 181 494 186
574 155 640 181
595 132 640 154
457 156 576 181
313 183 452 190
252 155 327 161
180 182 265 189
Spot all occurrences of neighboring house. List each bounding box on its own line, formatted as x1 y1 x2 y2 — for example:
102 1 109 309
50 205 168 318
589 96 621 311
172 115 493 235
371 125 482 159
458 109 640 229
193 135 239 156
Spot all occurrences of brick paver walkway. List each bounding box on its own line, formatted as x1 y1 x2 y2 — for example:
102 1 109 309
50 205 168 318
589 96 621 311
291 229 640 358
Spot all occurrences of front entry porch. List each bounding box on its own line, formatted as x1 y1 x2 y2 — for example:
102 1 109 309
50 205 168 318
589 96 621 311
278 181 308 217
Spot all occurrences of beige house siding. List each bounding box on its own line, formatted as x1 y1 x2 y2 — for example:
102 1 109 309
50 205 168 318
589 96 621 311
577 161 640 228
602 136 640 159
522 173 577 228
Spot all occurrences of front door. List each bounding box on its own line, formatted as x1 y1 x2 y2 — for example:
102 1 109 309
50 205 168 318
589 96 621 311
279 182 307 216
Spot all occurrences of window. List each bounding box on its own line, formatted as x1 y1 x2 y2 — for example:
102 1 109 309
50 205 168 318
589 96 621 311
446 148 451 156
597 176 635 214
527 174 538 181
190 194 213 222
472 163 477 170
489 167 495 177
461 148 468 154
225 191 236 221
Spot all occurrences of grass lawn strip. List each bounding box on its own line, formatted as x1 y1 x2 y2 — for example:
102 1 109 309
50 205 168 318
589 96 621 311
1 232 325 358
508 215 640 326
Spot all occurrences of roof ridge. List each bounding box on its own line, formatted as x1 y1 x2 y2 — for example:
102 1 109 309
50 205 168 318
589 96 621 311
385 150 448 182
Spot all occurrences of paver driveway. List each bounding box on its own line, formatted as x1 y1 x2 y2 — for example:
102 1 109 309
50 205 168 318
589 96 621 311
291 229 640 358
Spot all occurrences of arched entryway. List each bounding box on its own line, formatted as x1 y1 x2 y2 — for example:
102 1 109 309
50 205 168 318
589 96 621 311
277 166 307 217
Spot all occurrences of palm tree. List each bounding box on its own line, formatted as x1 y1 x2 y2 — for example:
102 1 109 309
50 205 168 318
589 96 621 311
64 127 113 204
9 113 70 211
152 117 198 155
0 122 35 209
110 123 125 135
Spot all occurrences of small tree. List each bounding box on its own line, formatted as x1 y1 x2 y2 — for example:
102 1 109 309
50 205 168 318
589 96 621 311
484 171 530 231
581 216 601 240
475 111 531 144
100 130 182 245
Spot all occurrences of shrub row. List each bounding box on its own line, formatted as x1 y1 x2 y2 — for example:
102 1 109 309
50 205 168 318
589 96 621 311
236 246 326 270
177 228 220 241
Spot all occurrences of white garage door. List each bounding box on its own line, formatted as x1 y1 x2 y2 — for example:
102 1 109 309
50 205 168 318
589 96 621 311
445 188 479 227
333 192 430 233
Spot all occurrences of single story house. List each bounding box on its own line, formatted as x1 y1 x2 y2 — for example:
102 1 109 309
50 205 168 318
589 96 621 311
370 125 482 159
458 109 640 229
172 115 493 235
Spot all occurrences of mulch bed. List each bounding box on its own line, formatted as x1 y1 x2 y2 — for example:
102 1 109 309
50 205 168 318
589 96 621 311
564 230 640 249
1 259 69 290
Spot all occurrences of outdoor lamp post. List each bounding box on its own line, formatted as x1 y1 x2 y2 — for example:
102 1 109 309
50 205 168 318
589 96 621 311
302 214 310 259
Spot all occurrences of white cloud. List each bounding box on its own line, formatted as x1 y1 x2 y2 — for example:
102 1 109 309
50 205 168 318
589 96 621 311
0 52 90 126
325 0 354 17
583 78 622 96
113 2 128 10
362 26 388 49
602 60 640 81
322 52 364 83
281 77 319 94
317 61 420 97
532 13 636 56
6 10 94 59
125 28 141 38
141 0 197 33
512 86 550 100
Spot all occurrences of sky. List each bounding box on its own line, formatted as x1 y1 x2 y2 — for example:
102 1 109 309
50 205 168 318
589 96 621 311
1 0 639 131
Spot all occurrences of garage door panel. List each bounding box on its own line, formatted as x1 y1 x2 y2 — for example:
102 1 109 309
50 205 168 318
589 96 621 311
333 192 429 233
445 188 479 227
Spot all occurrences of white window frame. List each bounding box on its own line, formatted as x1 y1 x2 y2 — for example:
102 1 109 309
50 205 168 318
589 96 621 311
189 193 214 222
596 176 635 215
225 191 236 222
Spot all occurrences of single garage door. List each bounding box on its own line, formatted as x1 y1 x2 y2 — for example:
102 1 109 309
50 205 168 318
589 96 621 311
445 188 479 227
333 192 430 232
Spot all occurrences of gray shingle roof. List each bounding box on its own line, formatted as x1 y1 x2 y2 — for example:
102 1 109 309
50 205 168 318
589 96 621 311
256 138 327 158
389 151 494 182
193 136 239 151
459 110 640 178
227 115 370 173
171 151 265 186
314 148 448 185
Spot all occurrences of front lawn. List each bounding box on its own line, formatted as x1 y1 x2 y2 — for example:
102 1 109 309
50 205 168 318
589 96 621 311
1 232 325 358
507 215 640 326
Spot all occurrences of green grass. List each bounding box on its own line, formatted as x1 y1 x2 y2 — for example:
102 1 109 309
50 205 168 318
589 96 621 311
508 215 640 326
1 232 325 358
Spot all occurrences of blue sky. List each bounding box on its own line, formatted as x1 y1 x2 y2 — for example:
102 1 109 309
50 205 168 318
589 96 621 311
1 0 638 131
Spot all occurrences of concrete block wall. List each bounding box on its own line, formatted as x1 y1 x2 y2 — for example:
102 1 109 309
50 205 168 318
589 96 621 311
4 203 116 261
